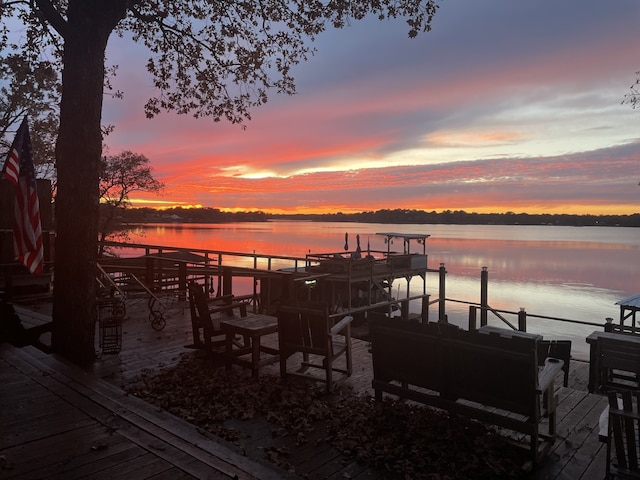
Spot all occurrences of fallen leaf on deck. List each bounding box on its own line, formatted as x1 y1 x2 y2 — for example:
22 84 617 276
124 356 528 479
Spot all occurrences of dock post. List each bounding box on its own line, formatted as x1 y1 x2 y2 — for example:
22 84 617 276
178 261 187 301
222 266 233 296
145 250 154 288
438 263 446 321
480 267 488 327
469 305 477 330
422 295 429 323
216 253 223 297
518 308 527 331
605 317 614 332
401 298 409 321
203 253 211 294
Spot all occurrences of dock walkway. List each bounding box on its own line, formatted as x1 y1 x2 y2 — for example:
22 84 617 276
2 300 611 479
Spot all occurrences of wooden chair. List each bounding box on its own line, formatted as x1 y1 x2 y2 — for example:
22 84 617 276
277 304 353 391
185 281 248 356
587 332 640 394
607 390 640 479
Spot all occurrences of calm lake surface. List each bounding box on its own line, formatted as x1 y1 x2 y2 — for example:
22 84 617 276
128 221 640 360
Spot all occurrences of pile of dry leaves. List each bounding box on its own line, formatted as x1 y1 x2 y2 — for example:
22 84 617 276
124 356 529 479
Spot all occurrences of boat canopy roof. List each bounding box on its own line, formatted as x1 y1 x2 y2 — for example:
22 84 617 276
376 232 430 240
376 232 429 255
616 293 640 308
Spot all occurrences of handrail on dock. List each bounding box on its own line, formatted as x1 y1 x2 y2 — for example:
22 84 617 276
447 298 605 333
100 240 313 271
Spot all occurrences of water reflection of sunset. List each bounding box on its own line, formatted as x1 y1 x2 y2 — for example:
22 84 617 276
128 222 638 297
427 237 638 294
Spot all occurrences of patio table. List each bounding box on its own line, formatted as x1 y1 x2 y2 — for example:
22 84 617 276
220 314 279 377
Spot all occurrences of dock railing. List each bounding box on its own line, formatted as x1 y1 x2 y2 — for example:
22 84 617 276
430 263 609 338
460 300 606 332
99 240 317 311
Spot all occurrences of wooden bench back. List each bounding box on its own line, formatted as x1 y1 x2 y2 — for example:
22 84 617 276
370 318 541 417
370 319 454 394
449 330 538 416
599 337 640 374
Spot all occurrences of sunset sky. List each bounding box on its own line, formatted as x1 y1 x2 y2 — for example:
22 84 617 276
102 0 640 215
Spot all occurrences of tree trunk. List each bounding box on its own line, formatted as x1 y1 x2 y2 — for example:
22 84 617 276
51 1 127 365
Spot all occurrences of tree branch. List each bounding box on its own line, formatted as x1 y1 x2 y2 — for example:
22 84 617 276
33 0 68 38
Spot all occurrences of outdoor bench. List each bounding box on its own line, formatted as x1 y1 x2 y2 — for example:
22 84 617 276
370 318 564 468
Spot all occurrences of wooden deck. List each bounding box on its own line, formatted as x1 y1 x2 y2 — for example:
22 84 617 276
0 342 294 480
3 299 610 479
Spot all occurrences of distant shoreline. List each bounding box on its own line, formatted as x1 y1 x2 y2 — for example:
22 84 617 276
109 206 640 228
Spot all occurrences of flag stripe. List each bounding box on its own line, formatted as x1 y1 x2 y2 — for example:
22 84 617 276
2 118 44 275
4 150 20 185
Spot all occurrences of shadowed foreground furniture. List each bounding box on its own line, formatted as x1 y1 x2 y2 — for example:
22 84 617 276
607 390 640 479
277 304 353 391
370 318 564 468
185 281 248 355
476 326 572 387
587 331 640 394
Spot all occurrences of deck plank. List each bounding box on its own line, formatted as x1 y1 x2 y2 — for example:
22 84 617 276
0 424 130 480
21 346 294 480
0 343 295 480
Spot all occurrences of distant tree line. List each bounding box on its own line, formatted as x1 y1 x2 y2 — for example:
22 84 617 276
111 206 270 224
306 209 640 226
113 207 640 227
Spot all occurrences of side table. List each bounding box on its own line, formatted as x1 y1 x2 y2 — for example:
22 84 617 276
220 314 279 377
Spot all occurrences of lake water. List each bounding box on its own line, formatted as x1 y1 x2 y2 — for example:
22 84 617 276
127 221 640 360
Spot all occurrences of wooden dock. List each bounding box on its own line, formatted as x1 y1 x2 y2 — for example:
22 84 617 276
1 299 610 479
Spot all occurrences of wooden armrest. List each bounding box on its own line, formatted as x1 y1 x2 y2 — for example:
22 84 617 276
206 294 235 306
610 408 640 421
537 357 564 393
208 301 248 317
330 315 353 335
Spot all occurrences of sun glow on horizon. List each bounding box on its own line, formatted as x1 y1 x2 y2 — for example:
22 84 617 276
129 198 203 209
127 198 639 217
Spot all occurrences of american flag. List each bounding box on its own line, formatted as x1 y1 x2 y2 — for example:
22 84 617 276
2 117 44 275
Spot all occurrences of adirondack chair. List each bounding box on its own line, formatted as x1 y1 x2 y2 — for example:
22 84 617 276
277 303 353 391
185 281 248 355
607 390 640 479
